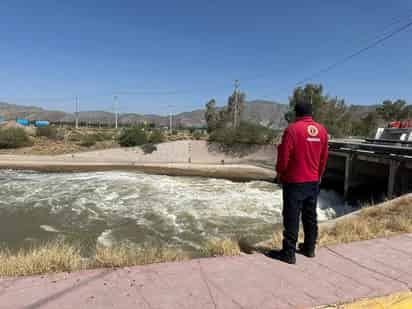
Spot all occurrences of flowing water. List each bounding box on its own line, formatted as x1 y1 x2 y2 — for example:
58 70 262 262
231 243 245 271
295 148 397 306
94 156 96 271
0 170 353 253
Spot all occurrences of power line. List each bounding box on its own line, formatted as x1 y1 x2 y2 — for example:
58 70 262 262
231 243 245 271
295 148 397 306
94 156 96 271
295 19 412 86
114 90 185 96
259 17 412 103
383 10 412 32
242 12 412 87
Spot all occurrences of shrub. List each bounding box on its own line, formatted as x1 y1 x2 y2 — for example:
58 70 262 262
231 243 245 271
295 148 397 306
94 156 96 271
55 129 66 141
0 127 31 149
209 122 276 145
141 143 157 154
79 134 98 147
148 129 164 144
193 130 203 140
118 126 148 147
235 122 276 144
68 130 83 142
36 126 58 139
94 131 114 141
209 127 236 145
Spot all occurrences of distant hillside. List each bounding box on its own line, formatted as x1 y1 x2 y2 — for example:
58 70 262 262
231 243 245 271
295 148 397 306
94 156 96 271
348 105 380 119
0 100 379 129
0 100 288 128
0 102 67 122
242 100 288 129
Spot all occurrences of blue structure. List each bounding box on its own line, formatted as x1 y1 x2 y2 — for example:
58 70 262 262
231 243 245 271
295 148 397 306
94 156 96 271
0 116 5 123
16 118 29 126
34 120 50 127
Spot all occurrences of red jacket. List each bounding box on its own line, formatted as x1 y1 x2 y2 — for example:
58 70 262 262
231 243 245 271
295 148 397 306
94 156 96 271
276 116 328 183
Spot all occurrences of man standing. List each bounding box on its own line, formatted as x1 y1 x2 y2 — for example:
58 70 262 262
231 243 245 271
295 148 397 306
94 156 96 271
269 99 328 264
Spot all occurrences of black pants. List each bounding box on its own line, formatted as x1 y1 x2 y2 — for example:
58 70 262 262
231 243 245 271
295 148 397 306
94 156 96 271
282 182 319 255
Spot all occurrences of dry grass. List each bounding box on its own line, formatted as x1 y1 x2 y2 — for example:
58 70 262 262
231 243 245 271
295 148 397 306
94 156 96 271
0 241 85 277
94 245 187 268
201 239 241 257
0 238 242 277
271 194 412 249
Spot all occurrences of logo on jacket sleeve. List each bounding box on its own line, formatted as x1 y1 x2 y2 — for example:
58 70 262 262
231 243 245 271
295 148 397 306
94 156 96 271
307 125 319 137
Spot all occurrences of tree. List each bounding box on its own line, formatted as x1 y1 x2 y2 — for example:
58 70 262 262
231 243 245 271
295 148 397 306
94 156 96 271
227 91 245 128
218 106 229 128
204 90 277 145
350 111 380 137
209 122 276 145
286 84 324 123
205 99 219 133
376 100 410 121
320 96 351 137
286 84 351 137
205 90 246 131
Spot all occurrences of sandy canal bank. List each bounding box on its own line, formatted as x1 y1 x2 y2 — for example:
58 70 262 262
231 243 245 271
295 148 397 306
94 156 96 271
0 160 276 181
0 140 277 181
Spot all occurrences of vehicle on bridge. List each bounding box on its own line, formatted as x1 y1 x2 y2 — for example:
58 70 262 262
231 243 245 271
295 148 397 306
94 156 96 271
368 120 412 147
327 120 412 200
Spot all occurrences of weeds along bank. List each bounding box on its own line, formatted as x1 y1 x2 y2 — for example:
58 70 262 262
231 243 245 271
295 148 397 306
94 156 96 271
0 239 241 277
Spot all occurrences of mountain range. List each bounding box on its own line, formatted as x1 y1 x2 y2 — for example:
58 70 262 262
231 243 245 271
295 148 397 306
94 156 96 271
0 100 375 129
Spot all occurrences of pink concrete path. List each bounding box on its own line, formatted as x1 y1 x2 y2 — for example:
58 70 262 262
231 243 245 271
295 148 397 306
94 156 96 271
1 234 412 309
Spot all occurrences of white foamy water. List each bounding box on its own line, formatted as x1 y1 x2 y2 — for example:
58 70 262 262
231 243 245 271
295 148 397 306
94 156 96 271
0 170 351 251
40 225 60 233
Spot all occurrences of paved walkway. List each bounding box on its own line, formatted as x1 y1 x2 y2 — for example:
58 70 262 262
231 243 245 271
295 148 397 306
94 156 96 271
1 234 412 309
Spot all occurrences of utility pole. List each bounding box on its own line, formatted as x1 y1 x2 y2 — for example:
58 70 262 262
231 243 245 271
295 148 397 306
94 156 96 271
168 104 174 134
113 95 118 129
233 80 240 128
75 96 79 129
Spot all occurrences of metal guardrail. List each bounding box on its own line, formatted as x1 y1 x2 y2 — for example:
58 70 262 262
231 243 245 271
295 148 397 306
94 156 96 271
365 138 412 145
329 140 412 156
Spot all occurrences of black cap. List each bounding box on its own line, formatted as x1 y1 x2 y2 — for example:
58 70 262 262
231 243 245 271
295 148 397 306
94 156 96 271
294 99 313 117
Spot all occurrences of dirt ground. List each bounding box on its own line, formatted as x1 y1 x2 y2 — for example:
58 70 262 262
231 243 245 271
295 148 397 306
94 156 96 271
0 125 202 156
0 137 118 155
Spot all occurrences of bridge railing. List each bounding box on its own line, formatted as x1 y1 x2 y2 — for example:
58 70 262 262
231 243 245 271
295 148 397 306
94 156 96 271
329 140 412 156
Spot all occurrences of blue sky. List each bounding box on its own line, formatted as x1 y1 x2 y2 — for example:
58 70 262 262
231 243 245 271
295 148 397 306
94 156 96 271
1 0 412 115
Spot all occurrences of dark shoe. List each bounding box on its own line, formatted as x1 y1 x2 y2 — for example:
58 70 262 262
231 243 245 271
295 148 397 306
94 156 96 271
297 243 315 258
265 250 296 264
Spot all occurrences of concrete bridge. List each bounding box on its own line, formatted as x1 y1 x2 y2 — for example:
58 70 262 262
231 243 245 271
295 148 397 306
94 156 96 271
325 140 412 199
